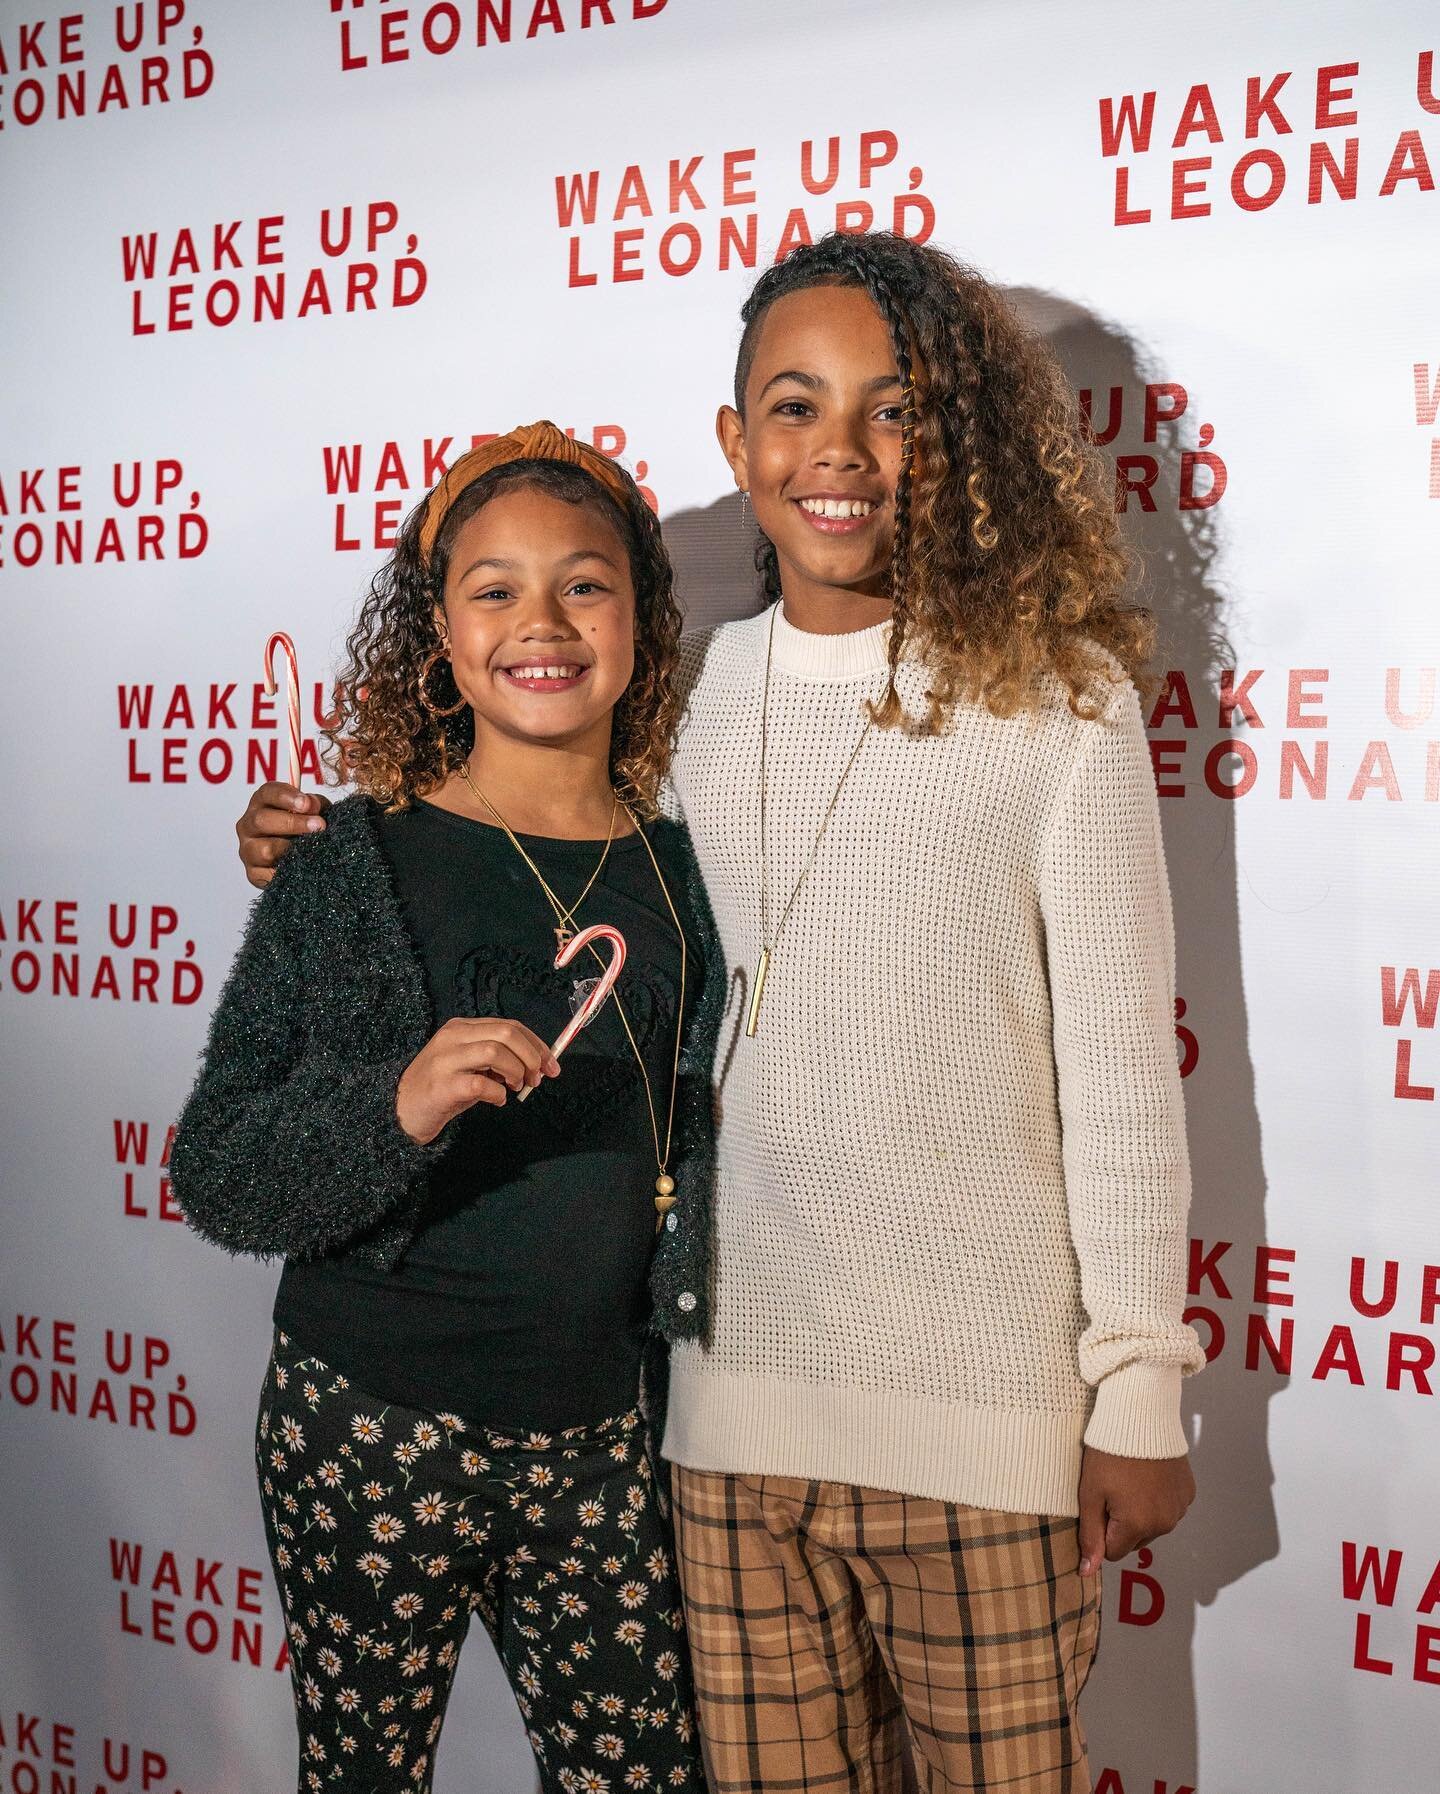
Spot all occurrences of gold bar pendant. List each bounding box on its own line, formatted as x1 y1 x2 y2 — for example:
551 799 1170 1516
745 947 771 1038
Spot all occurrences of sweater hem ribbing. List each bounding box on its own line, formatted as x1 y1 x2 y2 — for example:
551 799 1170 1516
661 1364 1088 1519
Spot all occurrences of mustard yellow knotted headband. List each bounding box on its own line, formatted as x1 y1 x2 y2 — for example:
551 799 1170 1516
418 420 634 567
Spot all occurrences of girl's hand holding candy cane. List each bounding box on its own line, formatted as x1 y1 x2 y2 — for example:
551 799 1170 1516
396 1018 561 1145
237 783 330 889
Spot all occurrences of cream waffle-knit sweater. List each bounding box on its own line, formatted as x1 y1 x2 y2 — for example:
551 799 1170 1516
659 603 1203 1518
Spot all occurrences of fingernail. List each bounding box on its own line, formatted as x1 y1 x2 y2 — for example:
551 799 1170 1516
547 1058 561 1076
306 816 326 831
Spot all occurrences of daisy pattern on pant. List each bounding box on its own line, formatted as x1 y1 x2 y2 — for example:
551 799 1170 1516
259 1339 700 1790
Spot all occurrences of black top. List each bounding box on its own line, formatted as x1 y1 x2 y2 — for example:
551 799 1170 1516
274 799 688 1432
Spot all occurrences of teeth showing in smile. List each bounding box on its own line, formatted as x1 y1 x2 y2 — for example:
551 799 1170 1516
799 497 875 519
505 664 584 681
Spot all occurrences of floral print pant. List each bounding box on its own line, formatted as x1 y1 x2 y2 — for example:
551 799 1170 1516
257 1331 704 1793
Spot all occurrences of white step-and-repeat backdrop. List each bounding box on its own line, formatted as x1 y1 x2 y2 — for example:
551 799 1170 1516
3 3 1436 1790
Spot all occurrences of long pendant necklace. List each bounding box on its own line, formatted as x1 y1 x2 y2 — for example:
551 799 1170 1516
457 762 688 1223
747 601 878 1039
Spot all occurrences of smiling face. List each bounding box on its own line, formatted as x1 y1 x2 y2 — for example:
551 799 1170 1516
718 282 905 623
436 482 637 756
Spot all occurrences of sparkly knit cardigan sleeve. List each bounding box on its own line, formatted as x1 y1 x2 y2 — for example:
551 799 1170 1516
169 798 446 1267
1038 680 1205 1459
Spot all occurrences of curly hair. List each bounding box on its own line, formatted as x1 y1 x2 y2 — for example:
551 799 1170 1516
735 231 1151 728
322 458 682 815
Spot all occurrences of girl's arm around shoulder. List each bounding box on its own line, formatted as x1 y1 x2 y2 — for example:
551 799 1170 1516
169 795 445 1263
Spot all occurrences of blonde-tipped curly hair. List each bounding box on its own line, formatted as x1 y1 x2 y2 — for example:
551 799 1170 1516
735 232 1149 728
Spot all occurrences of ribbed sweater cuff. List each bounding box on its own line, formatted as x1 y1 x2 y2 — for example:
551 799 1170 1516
1083 1362 1187 1458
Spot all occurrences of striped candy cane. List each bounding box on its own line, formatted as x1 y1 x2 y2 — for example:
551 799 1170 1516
263 631 302 788
515 923 627 1103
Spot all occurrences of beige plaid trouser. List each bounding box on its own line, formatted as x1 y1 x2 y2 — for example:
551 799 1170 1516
671 1469 1100 1794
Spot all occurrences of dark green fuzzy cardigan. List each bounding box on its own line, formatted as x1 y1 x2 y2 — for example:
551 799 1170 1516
170 793 723 1351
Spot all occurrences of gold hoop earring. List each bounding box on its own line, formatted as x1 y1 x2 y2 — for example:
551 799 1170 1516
417 647 467 717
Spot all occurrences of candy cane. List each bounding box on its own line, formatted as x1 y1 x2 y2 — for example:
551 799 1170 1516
263 631 302 788
515 923 627 1103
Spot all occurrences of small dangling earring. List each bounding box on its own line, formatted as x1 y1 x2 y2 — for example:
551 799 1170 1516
740 489 751 524
417 643 466 717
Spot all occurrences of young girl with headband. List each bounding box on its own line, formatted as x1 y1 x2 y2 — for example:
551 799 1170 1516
172 423 720 1794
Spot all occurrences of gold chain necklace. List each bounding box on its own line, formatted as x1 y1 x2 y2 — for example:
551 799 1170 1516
457 761 687 1223
746 601 878 1039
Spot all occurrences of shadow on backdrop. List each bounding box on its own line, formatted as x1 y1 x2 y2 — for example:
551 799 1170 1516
1019 284 1278 1792
656 287 1278 1793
